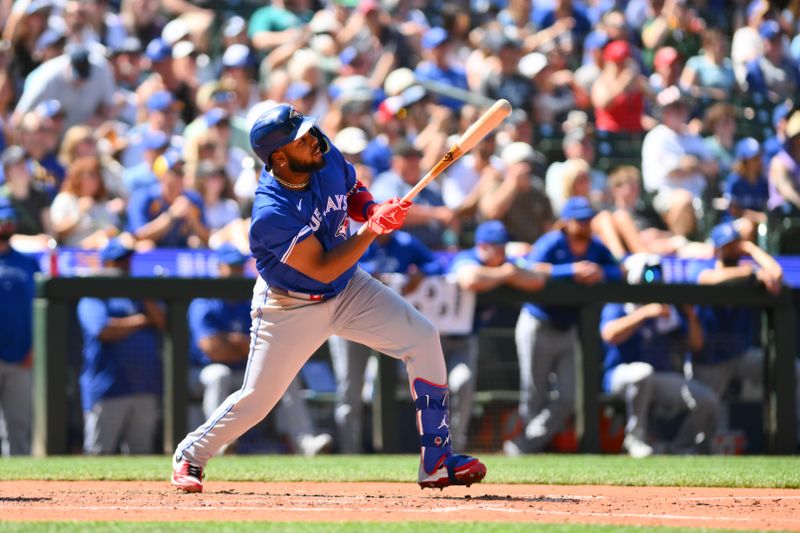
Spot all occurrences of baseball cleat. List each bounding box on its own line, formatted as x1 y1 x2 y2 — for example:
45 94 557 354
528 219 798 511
418 453 487 489
172 459 204 493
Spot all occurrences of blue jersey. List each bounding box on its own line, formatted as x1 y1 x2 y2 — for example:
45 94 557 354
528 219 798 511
0 248 39 364
687 259 756 364
414 62 469 111
359 231 444 276
449 247 510 331
522 230 621 329
188 298 251 368
77 297 162 410
724 172 769 215
600 303 685 392
127 184 205 248
249 137 357 297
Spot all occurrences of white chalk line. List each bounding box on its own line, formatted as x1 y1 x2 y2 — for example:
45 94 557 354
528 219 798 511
5 504 800 524
680 495 800 501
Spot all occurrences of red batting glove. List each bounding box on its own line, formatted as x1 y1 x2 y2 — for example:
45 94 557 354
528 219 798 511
366 198 411 235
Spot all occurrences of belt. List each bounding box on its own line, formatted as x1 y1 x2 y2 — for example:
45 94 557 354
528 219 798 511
269 287 327 301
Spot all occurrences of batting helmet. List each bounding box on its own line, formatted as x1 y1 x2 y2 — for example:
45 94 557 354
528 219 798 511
249 104 329 168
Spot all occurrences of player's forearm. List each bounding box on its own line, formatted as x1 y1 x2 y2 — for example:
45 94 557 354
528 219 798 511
697 266 753 285
98 314 150 341
134 212 174 242
601 308 652 345
742 242 783 280
286 231 378 285
456 266 512 292
199 336 249 364
506 269 547 292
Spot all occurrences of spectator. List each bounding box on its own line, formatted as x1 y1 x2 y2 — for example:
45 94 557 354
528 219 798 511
762 100 793 167
122 89 180 169
534 0 593 60
329 229 445 453
371 139 454 250
248 0 307 52
479 35 536 118
122 130 169 193
59 124 127 201
127 151 209 248
143 38 196 124
0 199 38 455
546 126 607 213
768 110 800 216
77 237 164 454
591 40 648 134
689 222 800 433
527 49 576 130
731 0 769 84
13 45 116 130
641 87 718 236
333 126 373 187
477 141 554 244
649 46 683 94
0 146 52 242
119 0 167 47
601 255 718 457
414 27 470 112
703 103 737 178
448 221 545 449
641 0 704 71
188 244 333 456
724 137 769 227
744 20 799 104
50 156 120 248
16 112 62 197
220 44 259 114
573 32 608 106
505 197 622 455
680 29 736 103
3 0 52 82
194 161 240 232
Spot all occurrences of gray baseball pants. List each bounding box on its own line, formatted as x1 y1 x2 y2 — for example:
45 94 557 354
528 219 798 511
0 360 31 456
83 394 159 454
514 311 576 453
176 268 447 467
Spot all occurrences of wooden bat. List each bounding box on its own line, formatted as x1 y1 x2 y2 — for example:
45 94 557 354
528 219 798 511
401 98 512 203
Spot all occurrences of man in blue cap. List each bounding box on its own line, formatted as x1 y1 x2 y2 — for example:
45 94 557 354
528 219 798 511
723 137 769 226
414 27 469 111
688 222 799 436
187 243 333 457
745 20 799 104
446 220 545 449
505 196 622 455
601 254 718 458
77 236 165 454
0 200 39 455
172 103 486 492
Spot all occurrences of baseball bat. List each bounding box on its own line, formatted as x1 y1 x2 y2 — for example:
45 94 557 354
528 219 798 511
401 98 512 203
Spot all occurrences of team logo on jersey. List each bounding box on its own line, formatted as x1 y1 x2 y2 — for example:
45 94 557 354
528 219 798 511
335 216 349 238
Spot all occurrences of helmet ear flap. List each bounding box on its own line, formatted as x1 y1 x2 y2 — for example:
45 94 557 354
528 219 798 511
310 127 330 155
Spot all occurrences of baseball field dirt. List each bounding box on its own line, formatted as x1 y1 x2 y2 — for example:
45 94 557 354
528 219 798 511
2 480 799 530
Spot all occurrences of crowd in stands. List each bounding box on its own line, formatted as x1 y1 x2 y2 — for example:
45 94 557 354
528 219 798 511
2 0 800 458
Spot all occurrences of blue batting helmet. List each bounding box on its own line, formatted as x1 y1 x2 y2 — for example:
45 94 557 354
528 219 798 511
249 104 328 168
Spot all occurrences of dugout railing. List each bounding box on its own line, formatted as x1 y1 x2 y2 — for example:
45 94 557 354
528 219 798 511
32 277 798 456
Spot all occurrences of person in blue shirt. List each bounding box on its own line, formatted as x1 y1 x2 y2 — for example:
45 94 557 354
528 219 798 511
448 221 545 449
77 237 165 454
504 196 622 456
414 27 469 111
126 151 210 248
188 244 333 457
173 104 486 493
601 254 717 458
121 131 170 194
689 222 800 431
329 229 446 454
724 138 769 229
0 200 38 455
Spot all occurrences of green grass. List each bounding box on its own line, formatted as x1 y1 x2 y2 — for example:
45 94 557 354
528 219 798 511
3 454 800 488
0 524 780 533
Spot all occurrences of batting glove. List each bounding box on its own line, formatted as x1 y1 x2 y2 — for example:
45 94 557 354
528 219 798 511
366 198 411 235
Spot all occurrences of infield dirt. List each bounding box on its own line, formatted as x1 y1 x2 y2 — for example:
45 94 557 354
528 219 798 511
2 481 799 530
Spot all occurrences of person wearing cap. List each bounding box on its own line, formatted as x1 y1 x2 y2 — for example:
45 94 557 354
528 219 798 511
17 111 64 193
0 198 39 455
144 37 196 123
688 222 800 435
221 44 259 113
679 29 735 103
601 254 717 458
744 20 799 104
172 103 487 493
479 34 536 117
12 44 116 130
187 243 333 457
371 139 455 250
477 141 553 245
545 126 607 215
32 25 66 65
0 145 53 241
414 27 469 111
724 137 769 226
3 0 53 81
591 39 648 134
762 100 793 167
248 0 307 51
768 110 800 216
122 130 169 193
574 30 609 101
50 156 120 248
120 89 179 169
649 46 682 94
328 228 446 453
641 86 718 237
504 196 622 456
333 126 372 186
126 150 209 248
446 221 545 449
77 236 165 454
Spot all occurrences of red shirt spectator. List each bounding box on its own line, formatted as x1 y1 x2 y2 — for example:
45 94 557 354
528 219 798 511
592 40 647 133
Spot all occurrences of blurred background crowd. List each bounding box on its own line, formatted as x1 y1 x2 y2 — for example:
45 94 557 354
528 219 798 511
1 0 800 459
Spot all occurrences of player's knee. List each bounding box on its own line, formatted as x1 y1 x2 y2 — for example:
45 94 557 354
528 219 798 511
414 318 440 349
200 364 233 387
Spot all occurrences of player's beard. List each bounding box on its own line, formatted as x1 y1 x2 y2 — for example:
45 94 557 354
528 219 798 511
287 155 326 173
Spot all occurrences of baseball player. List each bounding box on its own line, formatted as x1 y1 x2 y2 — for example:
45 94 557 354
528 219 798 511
172 104 486 492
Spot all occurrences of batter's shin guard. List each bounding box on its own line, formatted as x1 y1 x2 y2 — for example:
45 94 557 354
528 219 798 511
412 378 453 475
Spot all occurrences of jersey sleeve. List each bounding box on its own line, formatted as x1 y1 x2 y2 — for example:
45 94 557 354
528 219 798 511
126 188 153 233
77 298 110 338
599 303 626 336
251 204 315 264
187 299 223 341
